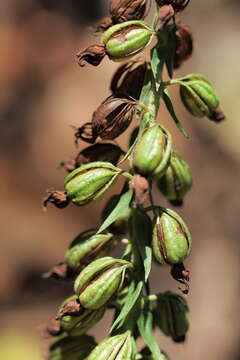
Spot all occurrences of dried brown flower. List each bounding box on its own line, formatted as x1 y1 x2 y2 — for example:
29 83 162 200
74 123 98 144
158 4 174 26
76 45 106 67
43 190 69 209
111 59 149 99
130 174 149 205
208 106 226 123
110 0 149 23
155 0 190 12
92 96 137 140
174 24 193 69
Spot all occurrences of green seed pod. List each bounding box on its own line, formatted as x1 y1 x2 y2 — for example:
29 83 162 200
48 334 96 360
74 257 133 310
65 229 115 271
156 152 192 206
64 162 123 206
152 208 192 265
132 125 172 177
179 73 220 118
155 291 190 342
59 295 105 336
102 194 132 234
102 21 154 62
86 331 133 360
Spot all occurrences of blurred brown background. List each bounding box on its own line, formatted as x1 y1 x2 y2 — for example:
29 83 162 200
0 0 239 359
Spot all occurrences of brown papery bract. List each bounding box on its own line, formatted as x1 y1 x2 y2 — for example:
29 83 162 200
110 0 150 23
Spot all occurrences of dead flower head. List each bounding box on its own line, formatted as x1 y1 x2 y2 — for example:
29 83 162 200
76 45 106 67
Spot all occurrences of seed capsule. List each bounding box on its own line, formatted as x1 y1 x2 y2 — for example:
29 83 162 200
92 97 136 140
155 0 190 12
152 208 192 265
65 230 115 271
155 291 190 342
179 73 222 120
64 162 122 206
58 296 105 337
110 0 149 23
74 257 133 310
132 125 172 177
174 24 193 69
86 331 133 360
48 334 96 360
156 152 192 206
102 20 154 62
111 60 148 99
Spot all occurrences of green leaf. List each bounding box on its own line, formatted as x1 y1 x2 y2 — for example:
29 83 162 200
110 280 143 332
162 87 189 137
97 190 133 234
165 28 177 79
131 209 152 282
137 305 165 360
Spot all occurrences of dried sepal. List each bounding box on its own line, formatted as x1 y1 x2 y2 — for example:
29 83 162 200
76 45 106 67
74 122 98 145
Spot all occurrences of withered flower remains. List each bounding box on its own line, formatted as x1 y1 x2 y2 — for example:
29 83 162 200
156 0 190 12
110 0 149 23
76 45 106 67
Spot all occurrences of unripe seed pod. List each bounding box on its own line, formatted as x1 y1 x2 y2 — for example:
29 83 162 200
111 60 148 99
132 125 172 177
74 257 133 310
86 331 133 360
155 0 190 13
179 73 220 119
110 0 149 23
102 20 154 62
155 291 190 342
92 97 136 140
49 334 96 360
64 162 123 206
65 230 115 271
152 208 192 265
102 194 132 234
156 152 192 206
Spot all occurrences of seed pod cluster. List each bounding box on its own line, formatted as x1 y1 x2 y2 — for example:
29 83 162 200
45 0 225 358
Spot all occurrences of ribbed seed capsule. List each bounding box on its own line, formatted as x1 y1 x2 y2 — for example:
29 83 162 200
111 60 148 99
179 73 221 119
64 162 123 206
65 230 115 271
132 125 172 177
157 152 192 206
102 21 154 61
86 331 133 360
74 257 133 310
58 295 105 336
92 97 136 140
152 208 192 265
155 291 190 342
49 335 96 360
110 0 149 23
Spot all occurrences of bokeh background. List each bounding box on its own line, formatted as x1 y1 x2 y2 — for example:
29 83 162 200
0 0 239 359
